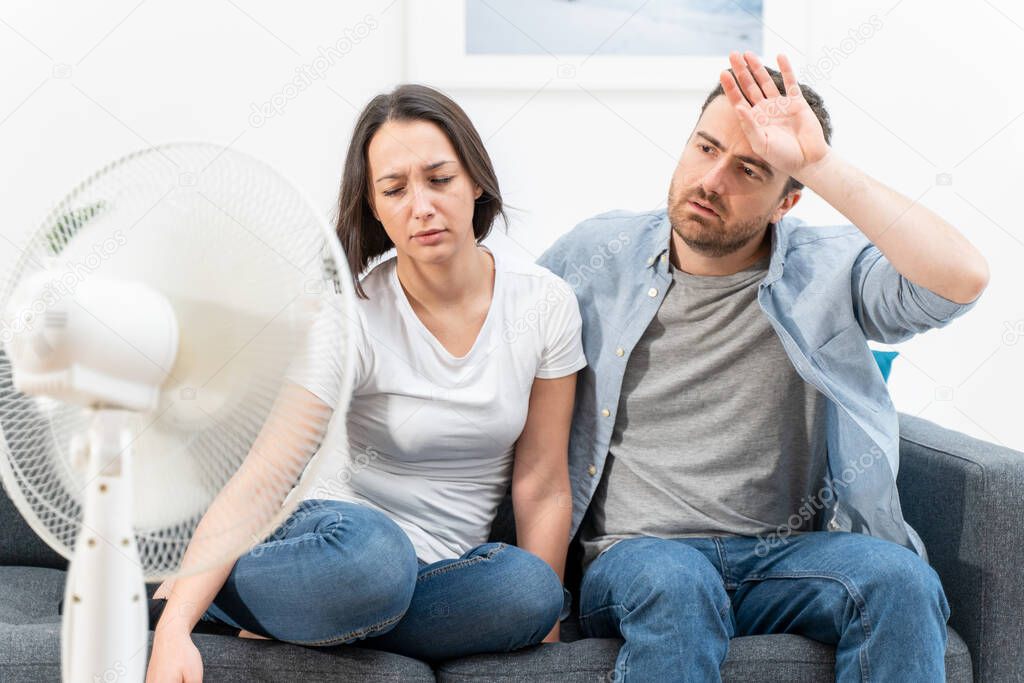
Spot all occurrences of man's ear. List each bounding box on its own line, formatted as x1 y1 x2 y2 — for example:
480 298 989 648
770 188 801 224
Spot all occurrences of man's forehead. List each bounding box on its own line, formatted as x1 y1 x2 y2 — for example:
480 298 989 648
691 97 773 173
694 98 753 151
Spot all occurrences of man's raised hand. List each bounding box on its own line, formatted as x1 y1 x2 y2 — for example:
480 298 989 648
719 51 830 178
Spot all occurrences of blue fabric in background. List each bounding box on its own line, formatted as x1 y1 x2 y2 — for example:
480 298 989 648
872 350 899 382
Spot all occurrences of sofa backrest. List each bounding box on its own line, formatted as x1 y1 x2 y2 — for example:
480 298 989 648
0 479 68 569
1 346 70 569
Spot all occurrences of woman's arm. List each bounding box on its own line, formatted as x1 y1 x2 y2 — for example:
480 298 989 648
147 382 332 679
512 373 577 643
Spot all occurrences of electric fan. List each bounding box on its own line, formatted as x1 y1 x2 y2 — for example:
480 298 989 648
0 142 357 682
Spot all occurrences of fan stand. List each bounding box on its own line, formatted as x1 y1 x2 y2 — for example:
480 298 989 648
60 408 148 683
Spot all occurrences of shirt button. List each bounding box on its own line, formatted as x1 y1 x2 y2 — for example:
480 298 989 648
600 408 611 417
660 254 668 263
645 256 655 266
647 287 658 298
615 347 624 357
587 464 597 476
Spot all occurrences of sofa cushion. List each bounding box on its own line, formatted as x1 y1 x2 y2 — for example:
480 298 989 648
1 566 974 682
0 566 435 682
436 617 974 682
0 566 66 626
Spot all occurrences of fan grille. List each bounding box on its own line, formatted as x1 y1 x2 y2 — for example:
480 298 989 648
0 142 355 579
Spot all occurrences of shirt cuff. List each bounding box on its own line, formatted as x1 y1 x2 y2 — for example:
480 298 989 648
910 280 980 324
535 354 588 380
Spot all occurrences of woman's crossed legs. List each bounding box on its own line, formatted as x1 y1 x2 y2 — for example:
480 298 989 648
202 499 565 661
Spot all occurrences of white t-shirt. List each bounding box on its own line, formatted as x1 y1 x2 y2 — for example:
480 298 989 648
285 248 586 564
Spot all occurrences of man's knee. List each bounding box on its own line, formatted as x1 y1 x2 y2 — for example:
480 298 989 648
587 538 729 616
836 537 950 627
866 548 948 620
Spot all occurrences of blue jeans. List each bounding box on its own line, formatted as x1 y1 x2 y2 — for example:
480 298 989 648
202 499 566 661
579 532 950 683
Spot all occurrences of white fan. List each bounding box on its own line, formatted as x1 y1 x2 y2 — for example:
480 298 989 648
0 143 357 682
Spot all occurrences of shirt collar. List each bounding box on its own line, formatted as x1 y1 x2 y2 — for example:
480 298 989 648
642 211 790 283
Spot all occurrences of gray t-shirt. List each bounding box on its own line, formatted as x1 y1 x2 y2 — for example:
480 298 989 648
580 256 828 571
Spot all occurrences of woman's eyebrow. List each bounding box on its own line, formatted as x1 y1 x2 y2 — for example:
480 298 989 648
375 159 454 183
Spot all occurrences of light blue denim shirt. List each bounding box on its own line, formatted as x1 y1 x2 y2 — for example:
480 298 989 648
537 209 977 560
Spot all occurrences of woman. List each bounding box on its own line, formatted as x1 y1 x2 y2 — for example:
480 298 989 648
146 84 585 680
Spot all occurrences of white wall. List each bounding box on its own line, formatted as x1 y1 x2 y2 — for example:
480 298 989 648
2 0 1021 450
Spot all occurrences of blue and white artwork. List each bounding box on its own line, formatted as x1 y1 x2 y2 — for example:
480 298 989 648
466 0 764 56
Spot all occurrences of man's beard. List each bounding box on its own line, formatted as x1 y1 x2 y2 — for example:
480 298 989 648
668 185 771 258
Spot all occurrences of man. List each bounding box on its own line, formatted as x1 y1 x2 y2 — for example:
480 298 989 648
538 51 988 681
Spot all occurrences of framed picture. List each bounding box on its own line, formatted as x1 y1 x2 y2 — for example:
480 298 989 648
403 0 811 91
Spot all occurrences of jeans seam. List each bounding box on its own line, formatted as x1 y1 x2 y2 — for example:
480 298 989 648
616 635 632 682
281 608 407 647
578 603 625 634
741 570 873 683
416 542 507 581
254 510 346 551
718 601 732 622
714 538 735 588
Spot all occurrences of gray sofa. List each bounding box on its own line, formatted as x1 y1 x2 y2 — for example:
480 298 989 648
3 414 1022 681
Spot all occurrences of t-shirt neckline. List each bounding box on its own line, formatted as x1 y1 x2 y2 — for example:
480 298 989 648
390 246 501 362
671 254 770 290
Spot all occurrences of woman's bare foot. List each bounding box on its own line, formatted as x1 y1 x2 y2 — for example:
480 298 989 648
239 629 271 640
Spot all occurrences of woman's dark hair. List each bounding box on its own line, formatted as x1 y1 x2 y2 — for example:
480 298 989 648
335 84 506 298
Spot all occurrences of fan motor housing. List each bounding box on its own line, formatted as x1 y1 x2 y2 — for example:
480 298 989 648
3 271 179 412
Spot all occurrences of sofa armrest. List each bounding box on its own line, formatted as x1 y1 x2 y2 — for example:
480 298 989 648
896 413 1024 683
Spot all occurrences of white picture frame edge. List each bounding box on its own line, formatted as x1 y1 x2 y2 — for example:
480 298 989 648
403 0 812 91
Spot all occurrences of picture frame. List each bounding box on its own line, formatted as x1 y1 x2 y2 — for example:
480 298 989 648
403 0 812 91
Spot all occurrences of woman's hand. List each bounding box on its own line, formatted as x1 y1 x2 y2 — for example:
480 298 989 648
145 629 203 683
